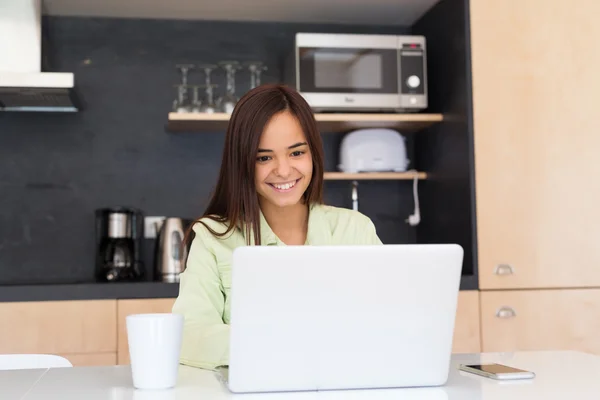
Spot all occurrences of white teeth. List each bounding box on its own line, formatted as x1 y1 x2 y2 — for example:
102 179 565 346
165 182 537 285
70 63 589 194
273 181 296 190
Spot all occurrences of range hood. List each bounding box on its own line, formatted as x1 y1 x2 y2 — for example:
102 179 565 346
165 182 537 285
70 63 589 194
0 0 79 112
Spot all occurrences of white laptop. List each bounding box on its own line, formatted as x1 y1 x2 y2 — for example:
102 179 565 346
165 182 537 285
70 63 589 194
224 244 464 393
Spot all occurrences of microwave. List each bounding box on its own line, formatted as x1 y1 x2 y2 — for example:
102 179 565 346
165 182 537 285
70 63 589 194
286 33 428 112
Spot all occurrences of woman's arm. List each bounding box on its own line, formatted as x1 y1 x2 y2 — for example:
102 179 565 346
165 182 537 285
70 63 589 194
172 223 230 370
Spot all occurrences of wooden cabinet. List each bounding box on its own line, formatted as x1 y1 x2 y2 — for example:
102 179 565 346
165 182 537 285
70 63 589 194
0 298 180 366
0 294 477 365
480 289 600 354
0 300 117 366
117 298 176 364
470 0 600 290
59 353 117 367
452 291 481 353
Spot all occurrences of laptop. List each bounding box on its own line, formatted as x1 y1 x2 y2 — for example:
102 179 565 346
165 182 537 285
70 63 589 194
224 244 463 393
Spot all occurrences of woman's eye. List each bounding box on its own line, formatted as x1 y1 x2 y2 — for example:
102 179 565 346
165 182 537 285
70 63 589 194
291 151 304 157
257 156 271 162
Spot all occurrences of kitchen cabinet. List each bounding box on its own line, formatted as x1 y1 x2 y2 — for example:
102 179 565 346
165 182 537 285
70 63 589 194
117 298 176 364
470 0 600 289
452 291 481 353
59 352 117 367
0 300 117 364
480 289 600 354
0 291 478 366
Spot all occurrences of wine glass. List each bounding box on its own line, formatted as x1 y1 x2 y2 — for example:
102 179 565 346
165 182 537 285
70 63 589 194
172 84 191 113
199 84 218 113
197 64 219 114
245 61 267 89
190 85 202 113
217 61 241 114
172 64 194 113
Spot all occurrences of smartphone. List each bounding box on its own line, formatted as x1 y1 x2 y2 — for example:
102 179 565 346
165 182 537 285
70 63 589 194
459 363 535 380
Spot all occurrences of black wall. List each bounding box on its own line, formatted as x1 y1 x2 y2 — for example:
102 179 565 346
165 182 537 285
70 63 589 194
0 17 424 285
413 0 478 280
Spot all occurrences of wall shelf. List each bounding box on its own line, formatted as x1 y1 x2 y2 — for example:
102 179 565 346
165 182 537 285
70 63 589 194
324 172 427 180
166 112 443 133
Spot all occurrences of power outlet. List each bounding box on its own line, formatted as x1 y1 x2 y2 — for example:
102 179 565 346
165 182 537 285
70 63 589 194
144 216 166 239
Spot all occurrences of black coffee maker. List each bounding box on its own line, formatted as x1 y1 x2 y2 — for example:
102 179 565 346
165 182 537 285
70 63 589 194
95 207 144 282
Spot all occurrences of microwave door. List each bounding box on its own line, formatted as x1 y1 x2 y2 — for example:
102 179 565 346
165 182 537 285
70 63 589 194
298 47 399 95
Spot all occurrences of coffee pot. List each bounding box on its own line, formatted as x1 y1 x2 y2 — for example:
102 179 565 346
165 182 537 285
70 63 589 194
95 207 144 282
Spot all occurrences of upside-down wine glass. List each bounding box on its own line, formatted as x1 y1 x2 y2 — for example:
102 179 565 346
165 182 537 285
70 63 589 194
245 61 267 89
217 61 241 114
172 64 194 113
197 64 218 114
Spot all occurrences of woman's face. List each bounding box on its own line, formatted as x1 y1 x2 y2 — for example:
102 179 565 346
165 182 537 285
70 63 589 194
255 110 313 209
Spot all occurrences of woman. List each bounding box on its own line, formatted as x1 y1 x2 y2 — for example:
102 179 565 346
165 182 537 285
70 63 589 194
172 84 382 370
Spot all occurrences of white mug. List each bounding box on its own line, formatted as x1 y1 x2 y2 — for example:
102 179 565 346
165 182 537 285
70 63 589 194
126 313 184 390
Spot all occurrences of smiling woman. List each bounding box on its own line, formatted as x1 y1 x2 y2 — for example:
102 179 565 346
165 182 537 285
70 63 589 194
172 84 383 370
196 84 325 246
254 109 317 244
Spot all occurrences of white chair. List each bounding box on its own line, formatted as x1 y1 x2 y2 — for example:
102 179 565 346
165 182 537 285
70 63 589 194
0 354 73 370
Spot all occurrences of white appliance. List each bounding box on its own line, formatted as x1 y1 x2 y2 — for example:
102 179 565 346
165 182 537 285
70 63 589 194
225 244 464 393
0 0 79 112
286 32 427 112
338 128 409 173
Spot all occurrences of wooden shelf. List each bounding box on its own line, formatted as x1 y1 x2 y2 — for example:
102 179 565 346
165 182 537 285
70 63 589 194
166 112 443 133
167 112 230 132
324 172 427 180
315 113 443 133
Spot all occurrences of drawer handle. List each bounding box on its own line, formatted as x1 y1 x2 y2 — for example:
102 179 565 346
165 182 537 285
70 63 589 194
496 306 517 319
494 264 515 275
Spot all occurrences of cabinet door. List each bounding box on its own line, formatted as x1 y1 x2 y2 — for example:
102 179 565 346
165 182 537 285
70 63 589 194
60 353 117 367
470 0 600 289
481 289 600 354
452 291 481 353
0 300 117 355
117 298 177 364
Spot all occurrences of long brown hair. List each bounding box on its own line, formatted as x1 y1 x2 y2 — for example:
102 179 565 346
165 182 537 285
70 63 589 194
189 84 324 246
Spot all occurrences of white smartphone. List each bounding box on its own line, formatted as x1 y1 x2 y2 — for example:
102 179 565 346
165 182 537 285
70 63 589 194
459 363 536 380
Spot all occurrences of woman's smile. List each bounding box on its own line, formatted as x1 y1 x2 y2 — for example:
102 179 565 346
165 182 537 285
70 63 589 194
268 178 301 192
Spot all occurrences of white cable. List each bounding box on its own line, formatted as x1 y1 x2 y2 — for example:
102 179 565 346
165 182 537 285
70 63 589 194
406 169 421 226
351 180 359 211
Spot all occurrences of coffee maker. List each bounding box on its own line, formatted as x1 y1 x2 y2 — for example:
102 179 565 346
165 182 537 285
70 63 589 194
95 207 144 282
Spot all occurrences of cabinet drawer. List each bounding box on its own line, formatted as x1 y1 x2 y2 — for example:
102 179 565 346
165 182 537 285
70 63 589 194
452 291 481 353
481 289 600 354
117 298 176 364
0 300 117 354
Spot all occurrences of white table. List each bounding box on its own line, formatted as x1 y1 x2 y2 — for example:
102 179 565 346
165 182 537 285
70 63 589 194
3 351 600 399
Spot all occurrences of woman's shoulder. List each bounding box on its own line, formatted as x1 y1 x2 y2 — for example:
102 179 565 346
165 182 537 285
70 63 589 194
190 215 244 245
191 215 232 236
188 215 245 255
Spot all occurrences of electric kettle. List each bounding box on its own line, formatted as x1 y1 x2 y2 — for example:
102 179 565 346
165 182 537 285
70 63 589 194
155 218 188 282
